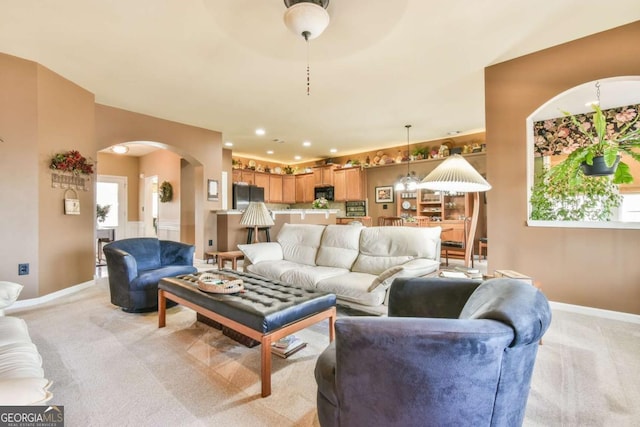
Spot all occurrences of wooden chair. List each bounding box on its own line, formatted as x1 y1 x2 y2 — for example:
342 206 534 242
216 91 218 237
478 237 488 260
380 216 404 226
415 216 431 227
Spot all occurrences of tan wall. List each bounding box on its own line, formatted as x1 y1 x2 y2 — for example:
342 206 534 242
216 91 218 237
486 21 640 314
95 105 223 258
0 53 96 299
0 54 40 298
96 153 140 221
139 150 182 226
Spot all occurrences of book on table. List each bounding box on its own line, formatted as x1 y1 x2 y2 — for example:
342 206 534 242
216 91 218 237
271 335 307 359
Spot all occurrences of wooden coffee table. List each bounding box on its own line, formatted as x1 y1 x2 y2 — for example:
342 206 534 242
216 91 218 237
158 270 336 397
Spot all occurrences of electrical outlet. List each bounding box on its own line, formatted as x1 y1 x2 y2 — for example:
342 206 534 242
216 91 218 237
208 240 213 246
18 263 29 275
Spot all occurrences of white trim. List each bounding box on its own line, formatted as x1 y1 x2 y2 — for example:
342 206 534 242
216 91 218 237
5 280 96 314
527 219 640 229
550 301 640 324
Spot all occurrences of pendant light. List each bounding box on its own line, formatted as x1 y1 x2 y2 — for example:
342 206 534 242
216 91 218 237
394 125 420 191
283 0 330 95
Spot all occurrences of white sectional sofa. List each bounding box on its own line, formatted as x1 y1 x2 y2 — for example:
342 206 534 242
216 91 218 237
238 223 442 314
0 281 52 405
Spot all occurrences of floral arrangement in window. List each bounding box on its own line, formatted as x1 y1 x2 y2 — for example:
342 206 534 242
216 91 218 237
312 197 329 209
50 150 94 175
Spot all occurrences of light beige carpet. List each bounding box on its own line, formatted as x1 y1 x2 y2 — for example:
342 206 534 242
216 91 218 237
14 278 640 426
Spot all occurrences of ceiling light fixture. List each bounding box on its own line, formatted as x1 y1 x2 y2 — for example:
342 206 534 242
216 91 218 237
224 141 233 147
255 128 266 136
303 141 311 147
283 0 330 95
329 148 337 153
266 150 274 154
394 125 420 192
111 145 129 154
294 155 302 160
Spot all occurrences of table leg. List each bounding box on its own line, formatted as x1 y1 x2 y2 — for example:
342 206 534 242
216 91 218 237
158 289 166 328
261 335 273 397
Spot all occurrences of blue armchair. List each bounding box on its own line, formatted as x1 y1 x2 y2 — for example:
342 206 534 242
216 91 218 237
103 238 197 312
315 277 551 427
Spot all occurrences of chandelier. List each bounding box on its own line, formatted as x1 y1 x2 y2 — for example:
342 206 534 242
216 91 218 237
394 125 420 191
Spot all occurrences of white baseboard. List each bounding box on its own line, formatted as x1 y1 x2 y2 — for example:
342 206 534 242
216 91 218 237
6 280 97 314
6 280 640 325
549 301 640 324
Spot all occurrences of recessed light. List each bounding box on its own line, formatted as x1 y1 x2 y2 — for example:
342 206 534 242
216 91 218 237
447 130 461 136
255 128 266 136
585 100 599 107
303 141 311 147
294 155 301 161
266 150 274 155
111 145 129 154
224 141 233 147
329 148 337 153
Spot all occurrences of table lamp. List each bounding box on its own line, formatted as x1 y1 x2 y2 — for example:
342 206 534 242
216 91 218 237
418 154 491 267
240 202 275 244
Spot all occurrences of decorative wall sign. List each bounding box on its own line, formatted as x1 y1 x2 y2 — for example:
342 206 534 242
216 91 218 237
64 189 80 215
52 172 89 191
208 179 219 201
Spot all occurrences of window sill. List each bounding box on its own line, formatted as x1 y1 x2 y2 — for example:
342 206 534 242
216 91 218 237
527 220 640 230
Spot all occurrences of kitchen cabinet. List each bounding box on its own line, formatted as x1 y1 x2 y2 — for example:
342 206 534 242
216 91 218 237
269 175 283 203
240 170 255 185
295 173 314 203
313 164 336 186
253 172 270 202
282 175 296 203
334 167 365 201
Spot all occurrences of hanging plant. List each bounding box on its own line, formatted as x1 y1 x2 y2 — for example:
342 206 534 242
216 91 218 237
530 167 621 221
159 181 173 203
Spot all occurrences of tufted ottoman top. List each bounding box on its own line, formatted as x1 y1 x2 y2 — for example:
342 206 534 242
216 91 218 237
159 269 336 333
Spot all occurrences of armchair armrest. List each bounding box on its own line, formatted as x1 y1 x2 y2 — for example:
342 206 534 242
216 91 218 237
103 248 139 285
388 277 481 318
325 317 513 426
160 241 195 266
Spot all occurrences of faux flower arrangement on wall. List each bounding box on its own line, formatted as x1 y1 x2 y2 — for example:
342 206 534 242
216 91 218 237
50 150 93 191
50 150 94 175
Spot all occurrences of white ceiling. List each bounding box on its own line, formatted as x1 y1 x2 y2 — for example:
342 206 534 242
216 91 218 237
1 1 639 163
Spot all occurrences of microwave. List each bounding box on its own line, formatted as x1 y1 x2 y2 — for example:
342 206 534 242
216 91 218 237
314 186 334 201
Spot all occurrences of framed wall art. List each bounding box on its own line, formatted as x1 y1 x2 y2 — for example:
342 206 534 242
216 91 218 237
207 179 219 201
375 186 394 203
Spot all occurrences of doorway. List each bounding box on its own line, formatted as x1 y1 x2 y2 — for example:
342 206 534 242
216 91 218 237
96 175 127 240
144 175 159 236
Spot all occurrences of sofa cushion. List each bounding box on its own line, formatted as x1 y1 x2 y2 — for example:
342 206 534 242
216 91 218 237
0 317 31 346
0 282 23 314
352 226 441 275
131 265 197 291
0 378 52 405
277 224 326 266
238 242 284 265
316 272 386 307
280 266 350 290
246 260 304 281
316 225 363 270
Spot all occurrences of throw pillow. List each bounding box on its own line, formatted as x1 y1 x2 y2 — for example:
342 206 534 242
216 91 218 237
237 242 283 265
0 282 23 313
367 266 404 293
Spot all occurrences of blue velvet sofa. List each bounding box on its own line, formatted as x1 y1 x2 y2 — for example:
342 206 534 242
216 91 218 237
103 238 197 312
315 277 552 427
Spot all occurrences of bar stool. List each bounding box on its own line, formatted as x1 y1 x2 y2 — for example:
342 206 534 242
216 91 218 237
246 227 271 244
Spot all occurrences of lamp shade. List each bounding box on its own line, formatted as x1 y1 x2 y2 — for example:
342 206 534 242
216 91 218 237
418 154 491 193
283 2 330 40
239 202 275 227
